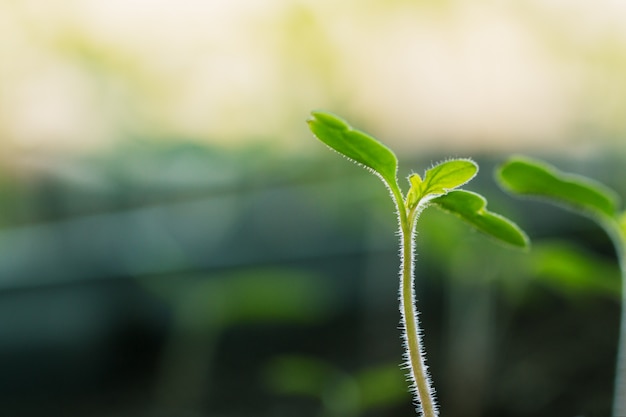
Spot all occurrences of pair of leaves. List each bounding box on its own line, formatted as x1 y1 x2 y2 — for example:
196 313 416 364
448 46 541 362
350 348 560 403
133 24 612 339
307 110 528 248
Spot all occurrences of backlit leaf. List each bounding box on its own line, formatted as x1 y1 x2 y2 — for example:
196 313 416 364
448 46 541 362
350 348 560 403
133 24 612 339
406 174 422 209
432 190 529 248
497 156 619 218
420 159 478 198
307 111 398 188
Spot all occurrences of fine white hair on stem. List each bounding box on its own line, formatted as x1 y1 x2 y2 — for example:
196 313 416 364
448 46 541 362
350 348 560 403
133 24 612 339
397 208 439 417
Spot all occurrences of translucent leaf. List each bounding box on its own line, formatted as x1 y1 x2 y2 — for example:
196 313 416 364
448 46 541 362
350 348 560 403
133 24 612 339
406 174 422 209
409 173 422 187
420 159 478 198
497 156 619 218
307 111 398 187
432 190 530 248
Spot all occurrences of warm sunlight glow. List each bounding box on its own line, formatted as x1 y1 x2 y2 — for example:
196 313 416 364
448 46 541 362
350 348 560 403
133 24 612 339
1 0 626 154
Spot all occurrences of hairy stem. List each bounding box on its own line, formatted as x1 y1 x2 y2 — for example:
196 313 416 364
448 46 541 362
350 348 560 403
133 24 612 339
394 190 437 417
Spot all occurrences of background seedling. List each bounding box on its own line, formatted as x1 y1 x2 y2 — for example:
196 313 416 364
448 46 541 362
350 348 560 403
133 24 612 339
497 156 626 417
307 111 528 417
264 355 410 417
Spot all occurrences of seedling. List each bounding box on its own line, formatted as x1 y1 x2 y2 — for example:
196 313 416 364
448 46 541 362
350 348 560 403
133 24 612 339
497 156 626 417
307 111 529 417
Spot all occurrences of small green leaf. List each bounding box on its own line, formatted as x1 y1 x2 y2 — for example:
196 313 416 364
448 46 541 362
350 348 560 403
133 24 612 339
420 159 478 198
432 190 530 248
406 174 422 209
497 156 619 218
409 173 422 187
307 111 398 187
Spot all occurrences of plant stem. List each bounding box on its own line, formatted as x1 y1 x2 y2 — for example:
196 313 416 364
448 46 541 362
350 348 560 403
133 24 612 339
394 188 437 417
612 233 626 417
601 218 626 417
615 261 626 417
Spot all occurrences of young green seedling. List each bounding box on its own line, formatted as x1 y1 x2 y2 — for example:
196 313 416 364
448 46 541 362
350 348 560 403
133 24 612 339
497 156 626 417
307 111 529 417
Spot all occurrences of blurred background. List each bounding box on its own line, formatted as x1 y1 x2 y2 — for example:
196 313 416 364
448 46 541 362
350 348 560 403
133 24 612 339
1 0 626 416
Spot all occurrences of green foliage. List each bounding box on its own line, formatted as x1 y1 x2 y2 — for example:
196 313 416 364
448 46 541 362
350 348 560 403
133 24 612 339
497 155 626 417
307 110 530 417
264 355 408 416
406 159 478 209
355 364 410 410
143 269 336 328
417 159 478 198
497 156 620 218
432 190 529 248
265 356 335 399
307 111 398 188
307 111 528 248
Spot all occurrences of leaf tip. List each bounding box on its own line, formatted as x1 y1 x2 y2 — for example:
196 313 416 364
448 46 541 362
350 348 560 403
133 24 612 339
513 229 532 251
307 110 350 131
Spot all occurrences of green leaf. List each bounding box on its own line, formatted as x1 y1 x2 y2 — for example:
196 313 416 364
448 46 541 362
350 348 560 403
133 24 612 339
432 190 530 248
307 111 398 187
406 174 422 209
497 156 619 218
420 159 478 198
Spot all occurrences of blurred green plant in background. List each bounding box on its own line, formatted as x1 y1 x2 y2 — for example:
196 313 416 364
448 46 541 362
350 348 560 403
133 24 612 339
498 156 626 416
0 142 623 417
142 268 338 411
264 355 409 417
